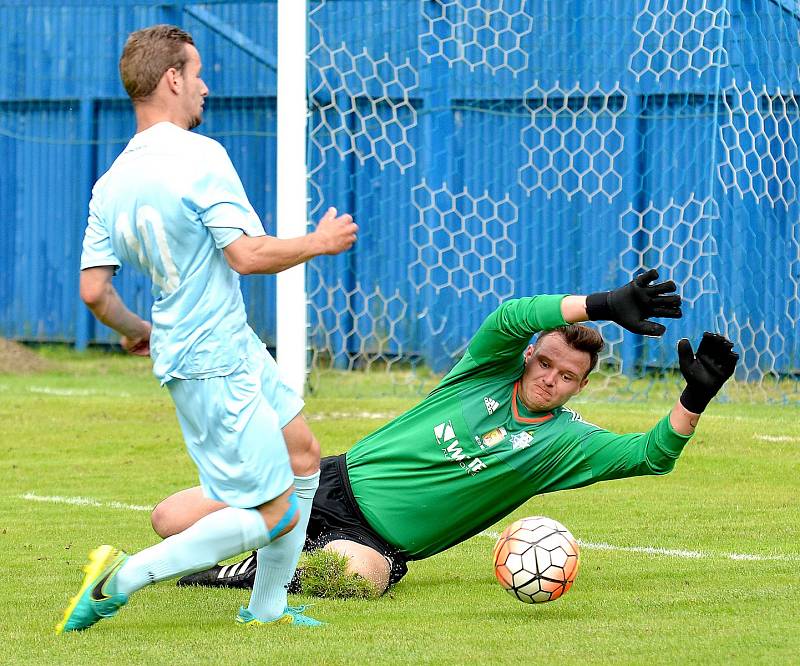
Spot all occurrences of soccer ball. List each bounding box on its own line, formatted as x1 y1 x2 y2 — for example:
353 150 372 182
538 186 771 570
492 516 580 604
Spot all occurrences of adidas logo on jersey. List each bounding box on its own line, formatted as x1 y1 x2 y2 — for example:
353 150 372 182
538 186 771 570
562 406 600 429
484 397 500 415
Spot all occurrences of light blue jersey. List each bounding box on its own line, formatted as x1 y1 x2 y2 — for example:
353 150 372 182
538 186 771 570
81 122 264 384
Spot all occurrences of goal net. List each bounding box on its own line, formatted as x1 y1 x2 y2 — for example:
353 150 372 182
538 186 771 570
305 0 800 402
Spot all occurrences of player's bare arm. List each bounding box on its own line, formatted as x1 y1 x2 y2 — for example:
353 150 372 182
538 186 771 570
79 266 152 356
223 206 358 275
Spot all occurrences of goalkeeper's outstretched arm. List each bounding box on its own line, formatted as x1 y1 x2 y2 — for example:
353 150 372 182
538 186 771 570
555 269 737 435
669 332 739 435
559 268 683 334
574 332 738 481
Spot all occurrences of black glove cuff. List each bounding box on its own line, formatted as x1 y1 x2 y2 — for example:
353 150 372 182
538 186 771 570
586 291 612 321
679 385 713 414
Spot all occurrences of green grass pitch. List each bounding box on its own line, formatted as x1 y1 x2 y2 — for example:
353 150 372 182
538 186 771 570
1 349 798 664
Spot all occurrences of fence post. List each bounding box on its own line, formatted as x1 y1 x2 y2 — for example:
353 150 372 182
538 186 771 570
74 97 96 350
418 0 454 372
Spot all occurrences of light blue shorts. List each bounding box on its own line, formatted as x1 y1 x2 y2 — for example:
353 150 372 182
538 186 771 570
167 349 305 509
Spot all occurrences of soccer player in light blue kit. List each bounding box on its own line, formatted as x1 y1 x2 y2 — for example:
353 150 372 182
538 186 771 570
56 24 358 632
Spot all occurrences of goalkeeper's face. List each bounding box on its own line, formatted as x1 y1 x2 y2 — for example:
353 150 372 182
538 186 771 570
520 334 591 412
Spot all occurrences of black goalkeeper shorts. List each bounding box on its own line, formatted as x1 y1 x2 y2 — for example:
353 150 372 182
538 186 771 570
306 454 409 587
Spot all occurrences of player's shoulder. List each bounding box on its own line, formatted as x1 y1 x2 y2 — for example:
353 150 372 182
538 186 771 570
91 169 112 195
89 165 119 210
171 127 228 161
557 406 601 430
183 128 224 151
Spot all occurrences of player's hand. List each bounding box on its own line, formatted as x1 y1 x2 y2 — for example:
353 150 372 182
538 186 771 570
121 322 152 357
313 207 358 255
586 268 682 336
678 332 738 413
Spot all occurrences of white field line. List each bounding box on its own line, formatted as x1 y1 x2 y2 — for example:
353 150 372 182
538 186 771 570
691 414 746 421
755 434 799 443
477 530 800 562
17 492 798 563
306 411 398 421
20 492 151 512
28 386 132 398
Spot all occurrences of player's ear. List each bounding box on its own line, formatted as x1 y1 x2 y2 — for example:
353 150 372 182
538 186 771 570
523 344 535 363
164 67 182 95
576 376 589 394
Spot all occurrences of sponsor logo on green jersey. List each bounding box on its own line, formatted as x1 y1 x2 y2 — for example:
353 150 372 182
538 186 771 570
510 431 533 450
479 426 507 449
433 420 488 476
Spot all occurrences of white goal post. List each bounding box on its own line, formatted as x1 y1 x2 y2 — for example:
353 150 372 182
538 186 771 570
275 0 309 396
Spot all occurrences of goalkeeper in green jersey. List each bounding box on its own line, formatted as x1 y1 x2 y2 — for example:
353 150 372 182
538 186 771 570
150 269 738 595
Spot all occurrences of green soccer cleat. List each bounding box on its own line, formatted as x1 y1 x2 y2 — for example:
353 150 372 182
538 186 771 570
55 545 129 634
235 605 325 628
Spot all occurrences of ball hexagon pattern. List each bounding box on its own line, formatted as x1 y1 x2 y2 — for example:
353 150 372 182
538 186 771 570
493 516 580 604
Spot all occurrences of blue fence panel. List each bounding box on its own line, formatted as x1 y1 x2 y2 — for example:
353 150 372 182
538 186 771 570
0 101 85 340
0 0 799 385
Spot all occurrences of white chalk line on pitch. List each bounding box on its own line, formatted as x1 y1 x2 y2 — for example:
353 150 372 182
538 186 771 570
477 530 799 563
306 411 399 421
17 492 798 563
755 434 799 443
20 492 151 512
27 386 132 398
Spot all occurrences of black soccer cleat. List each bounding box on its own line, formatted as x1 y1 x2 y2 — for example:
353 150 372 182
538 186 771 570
176 551 304 592
177 551 257 589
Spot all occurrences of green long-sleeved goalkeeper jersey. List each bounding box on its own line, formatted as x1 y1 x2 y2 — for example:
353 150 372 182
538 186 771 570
345 295 692 560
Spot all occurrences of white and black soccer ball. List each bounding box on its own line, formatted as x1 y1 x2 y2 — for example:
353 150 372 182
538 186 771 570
492 516 580 604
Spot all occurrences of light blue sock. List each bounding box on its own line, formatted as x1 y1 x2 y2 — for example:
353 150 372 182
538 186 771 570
292 471 320 537
114 506 269 595
247 472 319 621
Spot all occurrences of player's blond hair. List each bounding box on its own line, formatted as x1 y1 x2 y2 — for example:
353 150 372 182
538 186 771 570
119 24 195 102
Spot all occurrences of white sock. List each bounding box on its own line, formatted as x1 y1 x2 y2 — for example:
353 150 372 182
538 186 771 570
114 506 269 596
247 471 319 621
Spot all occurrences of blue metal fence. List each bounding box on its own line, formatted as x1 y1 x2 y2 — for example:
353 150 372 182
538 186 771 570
1 0 799 385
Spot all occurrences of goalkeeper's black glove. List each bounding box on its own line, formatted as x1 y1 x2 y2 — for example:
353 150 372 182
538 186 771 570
678 332 739 414
586 268 682 336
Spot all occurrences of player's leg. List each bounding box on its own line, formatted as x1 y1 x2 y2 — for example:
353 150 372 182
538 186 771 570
149 416 321 594
266 373 321 542
241 369 323 626
151 414 318 538
174 537 396 596
57 365 303 632
283 412 321 477
150 487 260 588
150 487 258 590
151 486 225 538
322 539 391 594
175 454 404 598
56 487 289 634
115 486 295 592
279 414 320 564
